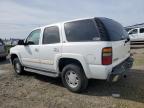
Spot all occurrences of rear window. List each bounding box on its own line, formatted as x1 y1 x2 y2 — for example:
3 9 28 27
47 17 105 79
64 19 100 42
99 18 129 41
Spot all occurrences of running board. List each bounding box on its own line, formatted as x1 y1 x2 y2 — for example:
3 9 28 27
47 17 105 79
24 67 59 77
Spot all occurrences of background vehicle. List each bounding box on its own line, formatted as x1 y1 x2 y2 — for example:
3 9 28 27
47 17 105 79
10 17 133 92
0 39 7 60
128 27 144 41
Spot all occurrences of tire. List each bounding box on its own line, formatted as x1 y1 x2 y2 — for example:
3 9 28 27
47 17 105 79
62 64 88 93
13 58 24 75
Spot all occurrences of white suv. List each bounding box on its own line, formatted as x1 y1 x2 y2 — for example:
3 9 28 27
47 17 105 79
10 17 133 92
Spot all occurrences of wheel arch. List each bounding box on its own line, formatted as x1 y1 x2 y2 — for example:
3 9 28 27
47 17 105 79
10 53 22 65
58 58 83 72
57 55 91 78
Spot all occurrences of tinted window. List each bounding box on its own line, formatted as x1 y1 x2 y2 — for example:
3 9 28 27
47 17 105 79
140 28 144 33
26 29 41 45
129 29 138 35
99 18 129 41
64 19 100 42
43 26 60 44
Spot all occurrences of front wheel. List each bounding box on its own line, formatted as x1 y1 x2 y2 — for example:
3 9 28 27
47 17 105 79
62 64 88 93
13 58 24 75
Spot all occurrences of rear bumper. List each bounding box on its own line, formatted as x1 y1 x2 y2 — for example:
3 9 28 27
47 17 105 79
107 56 134 82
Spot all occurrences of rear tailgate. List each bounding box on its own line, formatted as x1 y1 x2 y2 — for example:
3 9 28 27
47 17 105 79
112 40 130 66
96 17 130 66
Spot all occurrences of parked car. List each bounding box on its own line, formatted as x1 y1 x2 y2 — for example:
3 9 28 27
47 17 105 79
128 27 144 41
10 17 133 92
0 39 7 60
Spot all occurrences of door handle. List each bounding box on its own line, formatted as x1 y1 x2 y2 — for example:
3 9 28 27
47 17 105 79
35 48 39 52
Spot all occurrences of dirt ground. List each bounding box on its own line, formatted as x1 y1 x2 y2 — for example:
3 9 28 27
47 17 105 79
0 46 144 108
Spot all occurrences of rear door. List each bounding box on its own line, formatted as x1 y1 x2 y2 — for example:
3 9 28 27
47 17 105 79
99 18 130 65
39 26 62 72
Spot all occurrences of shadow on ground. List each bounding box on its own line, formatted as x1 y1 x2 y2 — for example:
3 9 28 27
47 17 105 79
131 42 144 49
131 46 144 49
23 68 144 103
84 69 144 103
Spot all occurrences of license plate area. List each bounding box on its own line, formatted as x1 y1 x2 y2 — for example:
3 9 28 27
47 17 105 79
112 57 133 75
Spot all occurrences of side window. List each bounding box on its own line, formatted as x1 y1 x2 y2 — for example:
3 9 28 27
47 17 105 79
140 28 144 33
43 26 60 44
26 29 41 45
64 19 100 42
129 29 138 35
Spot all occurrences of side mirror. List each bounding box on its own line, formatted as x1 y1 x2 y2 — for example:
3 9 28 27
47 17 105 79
18 40 35 45
18 40 25 45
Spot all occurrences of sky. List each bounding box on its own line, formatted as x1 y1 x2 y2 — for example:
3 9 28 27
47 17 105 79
0 0 144 39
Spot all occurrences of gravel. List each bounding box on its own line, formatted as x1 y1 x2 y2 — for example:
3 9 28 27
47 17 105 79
0 47 144 108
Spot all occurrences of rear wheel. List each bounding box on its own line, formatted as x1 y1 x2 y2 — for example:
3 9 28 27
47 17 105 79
62 64 88 93
13 58 24 75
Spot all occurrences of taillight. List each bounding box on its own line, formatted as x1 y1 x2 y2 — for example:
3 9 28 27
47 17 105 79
102 47 112 65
